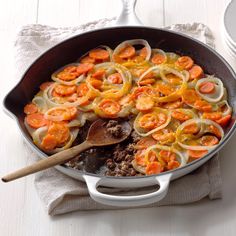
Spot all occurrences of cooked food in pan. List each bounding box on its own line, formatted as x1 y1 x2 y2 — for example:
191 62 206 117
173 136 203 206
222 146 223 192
23 39 232 176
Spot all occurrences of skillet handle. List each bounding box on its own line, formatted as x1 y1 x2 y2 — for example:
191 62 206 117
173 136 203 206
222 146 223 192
115 0 143 26
83 173 172 207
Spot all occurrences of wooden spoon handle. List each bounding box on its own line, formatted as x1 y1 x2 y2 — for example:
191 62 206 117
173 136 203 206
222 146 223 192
2 141 92 183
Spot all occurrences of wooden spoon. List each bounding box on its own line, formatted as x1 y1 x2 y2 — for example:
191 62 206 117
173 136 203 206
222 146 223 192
2 119 132 182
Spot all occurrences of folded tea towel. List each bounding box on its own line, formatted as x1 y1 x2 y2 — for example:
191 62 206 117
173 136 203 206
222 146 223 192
14 18 221 215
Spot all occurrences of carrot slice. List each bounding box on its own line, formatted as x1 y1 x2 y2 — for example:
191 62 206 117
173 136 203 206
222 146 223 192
145 162 162 175
188 150 208 159
189 65 203 80
165 73 182 85
135 137 157 149
24 103 38 115
167 160 180 170
202 112 222 121
118 45 136 59
139 47 148 59
159 150 176 162
41 134 58 150
209 125 222 138
54 84 77 96
201 135 219 146
107 73 123 84
152 130 175 143
135 150 146 166
77 63 94 75
182 89 200 105
92 69 106 79
151 54 166 65
139 113 166 130
98 99 121 117
77 83 89 97
40 82 54 91
171 110 191 121
26 113 47 129
194 100 212 112
136 96 154 112
90 79 103 89
47 107 77 121
183 123 199 134
175 56 194 69
199 81 215 94
80 56 95 64
216 114 231 127
89 49 109 60
131 86 154 99
57 66 78 81
48 123 70 144
156 83 174 96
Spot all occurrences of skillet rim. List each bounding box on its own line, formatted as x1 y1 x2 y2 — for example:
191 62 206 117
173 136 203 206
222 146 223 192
3 25 236 180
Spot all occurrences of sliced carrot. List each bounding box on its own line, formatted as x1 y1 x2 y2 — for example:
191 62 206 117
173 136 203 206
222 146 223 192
167 160 180 170
145 162 163 175
107 73 123 84
139 78 156 86
152 131 175 143
47 107 77 121
135 137 157 149
89 49 109 60
201 135 219 146
26 113 47 129
24 103 38 115
41 134 58 150
90 78 103 89
199 81 215 94
194 100 212 112
118 45 136 59
136 96 154 112
159 150 176 162
131 86 154 100
92 69 106 79
139 47 148 59
80 55 95 64
77 63 94 75
139 113 166 130
57 66 78 81
182 89 200 105
98 99 121 117
183 123 199 134
175 56 194 70
48 123 70 144
171 110 191 121
188 149 208 159
202 112 222 121
40 82 54 91
54 84 77 96
209 125 222 138
216 114 231 127
151 53 166 65
77 83 89 97
135 150 146 166
189 65 203 80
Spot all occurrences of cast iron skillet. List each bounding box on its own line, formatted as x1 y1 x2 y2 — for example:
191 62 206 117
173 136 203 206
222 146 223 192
3 0 236 207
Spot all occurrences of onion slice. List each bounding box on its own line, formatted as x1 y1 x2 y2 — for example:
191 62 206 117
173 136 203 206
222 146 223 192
112 39 151 61
195 76 224 103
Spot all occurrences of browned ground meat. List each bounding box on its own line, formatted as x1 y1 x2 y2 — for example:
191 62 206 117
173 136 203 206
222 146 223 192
106 120 124 138
65 120 144 177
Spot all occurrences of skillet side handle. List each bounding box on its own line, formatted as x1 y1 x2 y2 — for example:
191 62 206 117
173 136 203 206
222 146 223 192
115 0 143 26
83 173 172 207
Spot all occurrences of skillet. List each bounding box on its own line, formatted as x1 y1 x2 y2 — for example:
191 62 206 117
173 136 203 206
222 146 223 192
3 0 236 207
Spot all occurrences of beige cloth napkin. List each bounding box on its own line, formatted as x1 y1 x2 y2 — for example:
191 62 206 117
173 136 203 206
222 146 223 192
15 18 222 216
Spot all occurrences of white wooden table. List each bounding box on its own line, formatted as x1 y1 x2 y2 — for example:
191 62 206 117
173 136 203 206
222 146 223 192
1 0 236 235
